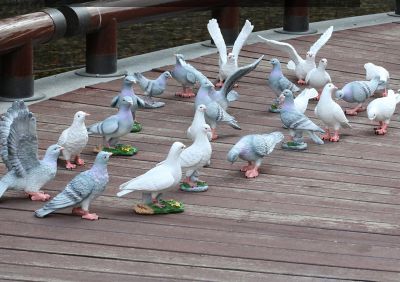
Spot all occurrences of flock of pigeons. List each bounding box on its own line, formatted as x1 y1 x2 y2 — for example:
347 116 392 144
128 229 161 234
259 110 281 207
0 18 398 220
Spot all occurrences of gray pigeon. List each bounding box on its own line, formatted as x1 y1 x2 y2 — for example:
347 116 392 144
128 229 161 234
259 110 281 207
0 101 63 201
171 54 213 98
227 131 284 178
132 71 171 107
335 76 381 116
279 89 325 145
35 151 112 220
195 80 241 140
268 58 300 112
88 96 134 148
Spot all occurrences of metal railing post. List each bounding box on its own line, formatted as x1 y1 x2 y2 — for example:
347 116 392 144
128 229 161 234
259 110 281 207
275 0 317 34
388 0 400 17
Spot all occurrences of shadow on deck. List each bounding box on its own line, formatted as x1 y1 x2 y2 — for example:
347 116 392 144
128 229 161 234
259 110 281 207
1 22 400 281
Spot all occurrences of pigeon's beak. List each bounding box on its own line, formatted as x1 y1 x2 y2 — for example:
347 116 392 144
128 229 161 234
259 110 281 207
108 152 113 156
59 147 64 151
84 112 90 116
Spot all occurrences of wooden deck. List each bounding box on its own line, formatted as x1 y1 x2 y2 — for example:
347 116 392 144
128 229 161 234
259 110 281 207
1 22 400 281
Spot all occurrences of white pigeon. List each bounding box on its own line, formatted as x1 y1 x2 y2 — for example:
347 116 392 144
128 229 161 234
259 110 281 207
207 18 254 87
294 88 319 114
180 124 212 188
117 142 186 207
367 89 400 135
187 104 212 141
57 111 89 170
305 58 331 99
314 83 351 142
258 26 333 84
364 62 390 96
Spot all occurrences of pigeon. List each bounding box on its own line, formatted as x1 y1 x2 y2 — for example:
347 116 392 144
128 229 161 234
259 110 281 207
258 26 333 84
268 58 300 111
180 124 212 187
195 80 241 140
305 58 331 100
210 55 264 110
187 104 212 141
279 89 325 145
35 151 112 220
57 111 90 170
0 101 63 201
364 62 390 96
294 88 319 114
117 141 186 207
132 71 171 107
367 89 400 135
227 131 284 178
88 96 134 149
171 54 213 98
314 83 351 142
207 18 254 87
335 76 381 116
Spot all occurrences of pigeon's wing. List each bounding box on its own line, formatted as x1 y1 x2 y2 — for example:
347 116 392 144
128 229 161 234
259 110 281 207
118 165 175 194
0 101 40 177
207 19 227 64
135 95 148 108
232 20 254 60
305 68 314 83
88 116 119 135
57 127 69 147
41 172 95 210
180 148 202 168
186 71 197 85
254 132 283 156
332 102 351 127
258 36 302 65
278 76 300 92
110 95 119 108
221 55 263 95
309 26 333 55
133 73 150 90
281 110 323 132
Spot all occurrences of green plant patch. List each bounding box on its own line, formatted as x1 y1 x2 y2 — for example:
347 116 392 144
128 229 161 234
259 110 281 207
102 144 138 156
180 181 208 192
130 121 142 133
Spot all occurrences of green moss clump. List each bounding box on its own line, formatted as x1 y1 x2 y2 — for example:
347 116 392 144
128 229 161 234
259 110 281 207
102 144 138 156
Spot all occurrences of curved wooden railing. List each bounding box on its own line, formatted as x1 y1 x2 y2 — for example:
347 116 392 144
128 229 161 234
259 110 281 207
0 0 314 100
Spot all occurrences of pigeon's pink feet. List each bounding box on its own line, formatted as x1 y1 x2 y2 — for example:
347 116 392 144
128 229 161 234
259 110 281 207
66 161 76 170
345 106 365 116
330 132 340 142
211 129 218 141
382 90 388 97
297 79 306 85
182 177 196 187
215 81 224 88
72 207 86 216
245 168 259 178
74 156 85 166
321 129 331 141
28 192 50 201
82 212 99 220
152 199 165 208
375 123 388 135
240 162 254 172
175 88 195 98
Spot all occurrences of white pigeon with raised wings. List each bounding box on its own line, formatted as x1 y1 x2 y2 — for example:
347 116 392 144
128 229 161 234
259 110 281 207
258 26 333 85
207 18 254 87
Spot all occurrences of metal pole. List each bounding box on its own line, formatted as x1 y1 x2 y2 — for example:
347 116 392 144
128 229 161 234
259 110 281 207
388 0 400 17
275 0 317 34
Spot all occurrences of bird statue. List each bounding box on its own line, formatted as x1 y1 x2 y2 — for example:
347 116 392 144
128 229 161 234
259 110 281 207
117 142 186 213
57 111 89 170
279 89 325 150
267 58 300 113
335 76 381 115
305 58 331 100
35 151 112 220
88 96 134 151
294 88 319 114
0 100 63 201
187 104 212 141
314 83 351 142
171 53 212 98
258 26 333 85
180 124 212 191
132 71 171 108
207 18 254 87
227 131 284 178
367 89 400 135
364 62 390 96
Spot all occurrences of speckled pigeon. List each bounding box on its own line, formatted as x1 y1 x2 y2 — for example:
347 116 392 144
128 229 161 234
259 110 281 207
195 80 241 140
57 111 89 170
88 96 134 148
335 76 381 115
35 151 112 220
117 142 186 208
0 101 63 201
171 53 213 98
132 71 171 107
279 89 325 144
227 131 284 178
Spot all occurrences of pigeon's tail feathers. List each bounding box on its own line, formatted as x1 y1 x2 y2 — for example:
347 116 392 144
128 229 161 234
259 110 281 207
227 90 239 102
0 181 8 199
87 123 103 135
110 95 119 108
304 88 318 100
307 131 324 145
287 60 296 70
227 118 241 130
34 207 54 218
